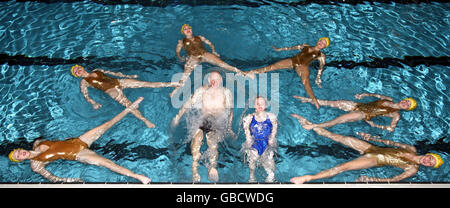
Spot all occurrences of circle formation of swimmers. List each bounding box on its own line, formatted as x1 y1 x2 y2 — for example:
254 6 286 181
8 24 444 184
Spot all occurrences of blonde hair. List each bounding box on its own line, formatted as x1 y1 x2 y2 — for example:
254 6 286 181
8 148 23 162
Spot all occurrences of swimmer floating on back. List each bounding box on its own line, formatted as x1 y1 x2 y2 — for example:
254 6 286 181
245 37 329 109
171 24 249 97
242 96 278 182
290 114 443 183
71 64 180 128
172 71 236 182
8 98 151 184
293 93 417 132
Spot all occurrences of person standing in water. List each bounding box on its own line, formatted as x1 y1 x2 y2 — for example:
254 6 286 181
171 24 249 97
8 97 151 184
293 93 417 132
245 37 329 109
242 96 278 182
171 71 235 182
71 64 179 128
289 114 443 184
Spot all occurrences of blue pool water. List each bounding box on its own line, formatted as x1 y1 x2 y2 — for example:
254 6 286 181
0 0 449 183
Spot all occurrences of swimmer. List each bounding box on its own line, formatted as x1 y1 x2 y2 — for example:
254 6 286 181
245 37 329 109
171 71 235 182
71 64 180 128
293 93 417 132
171 24 249 97
290 114 444 183
242 96 278 182
8 98 151 184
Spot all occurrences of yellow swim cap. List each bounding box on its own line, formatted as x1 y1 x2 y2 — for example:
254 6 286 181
426 153 444 168
70 64 83 78
180 24 191 35
319 37 330 48
8 148 23 163
403 97 417 111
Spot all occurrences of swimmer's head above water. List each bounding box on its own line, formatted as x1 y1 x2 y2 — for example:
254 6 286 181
255 96 267 113
70 64 88 78
8 148 27 162
208 71 222 88
317 37 330 49
400 97 417 111
423 153 444 168
181 24 192 36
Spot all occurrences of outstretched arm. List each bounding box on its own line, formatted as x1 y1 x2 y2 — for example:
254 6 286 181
30 160 82 183
356 166 418 182
80 79 102 110
94 68 138 79
268 113 278 147
273 44 307 51
172 87 204 127
354 93 393 101
315 53 326 88
356 132 416 153
199 35 219 56
176 40 185 62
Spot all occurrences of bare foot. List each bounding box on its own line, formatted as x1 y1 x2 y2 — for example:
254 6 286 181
290 175 312 184
313 99 320 110
208 168 219 182
145 120 156 128
192 172 201 183
137 174 151 184
292 95 310 103
290 114 315 130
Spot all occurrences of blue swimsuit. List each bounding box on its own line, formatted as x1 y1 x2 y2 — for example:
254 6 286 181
249 115 273 155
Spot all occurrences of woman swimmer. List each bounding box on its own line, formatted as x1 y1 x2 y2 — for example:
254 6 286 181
170 24 249 97
245 37 329 109
290 114 444 184
71 65 179 128
293 93 417 132
8 98 151 184
242 96 278 182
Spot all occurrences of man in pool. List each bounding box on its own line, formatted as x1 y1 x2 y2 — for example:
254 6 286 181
289 114 444 183
242 96 278 182
244 37 329 109
293 93 417 132
71 64 179 128
171 24 249 97
8 97 151 184
171 71 235 182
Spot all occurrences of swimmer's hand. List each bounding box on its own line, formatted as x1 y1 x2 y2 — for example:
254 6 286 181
64 178 84 183
178 56 186 63
128 75 138 79
356 132 379 141
212 51 220 57
93 103 102 110
355 175 370 182
354 93 365 100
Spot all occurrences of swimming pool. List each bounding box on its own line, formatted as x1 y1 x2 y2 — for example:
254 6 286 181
0 0 448 183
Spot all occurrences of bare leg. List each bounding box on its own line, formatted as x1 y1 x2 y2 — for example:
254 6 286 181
206 131 220 182
119 79 179 88
202 52 243 75
290 156 377 184
291 114 372 154
79 97 143 146
246 149 259 182
292 95 357 111
303 111 365 130
191 129 203 182
262 150 275 182
170 57 199 98
106 89 155 128
77 149 151 184
247 58 293 75
295 66 319 109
